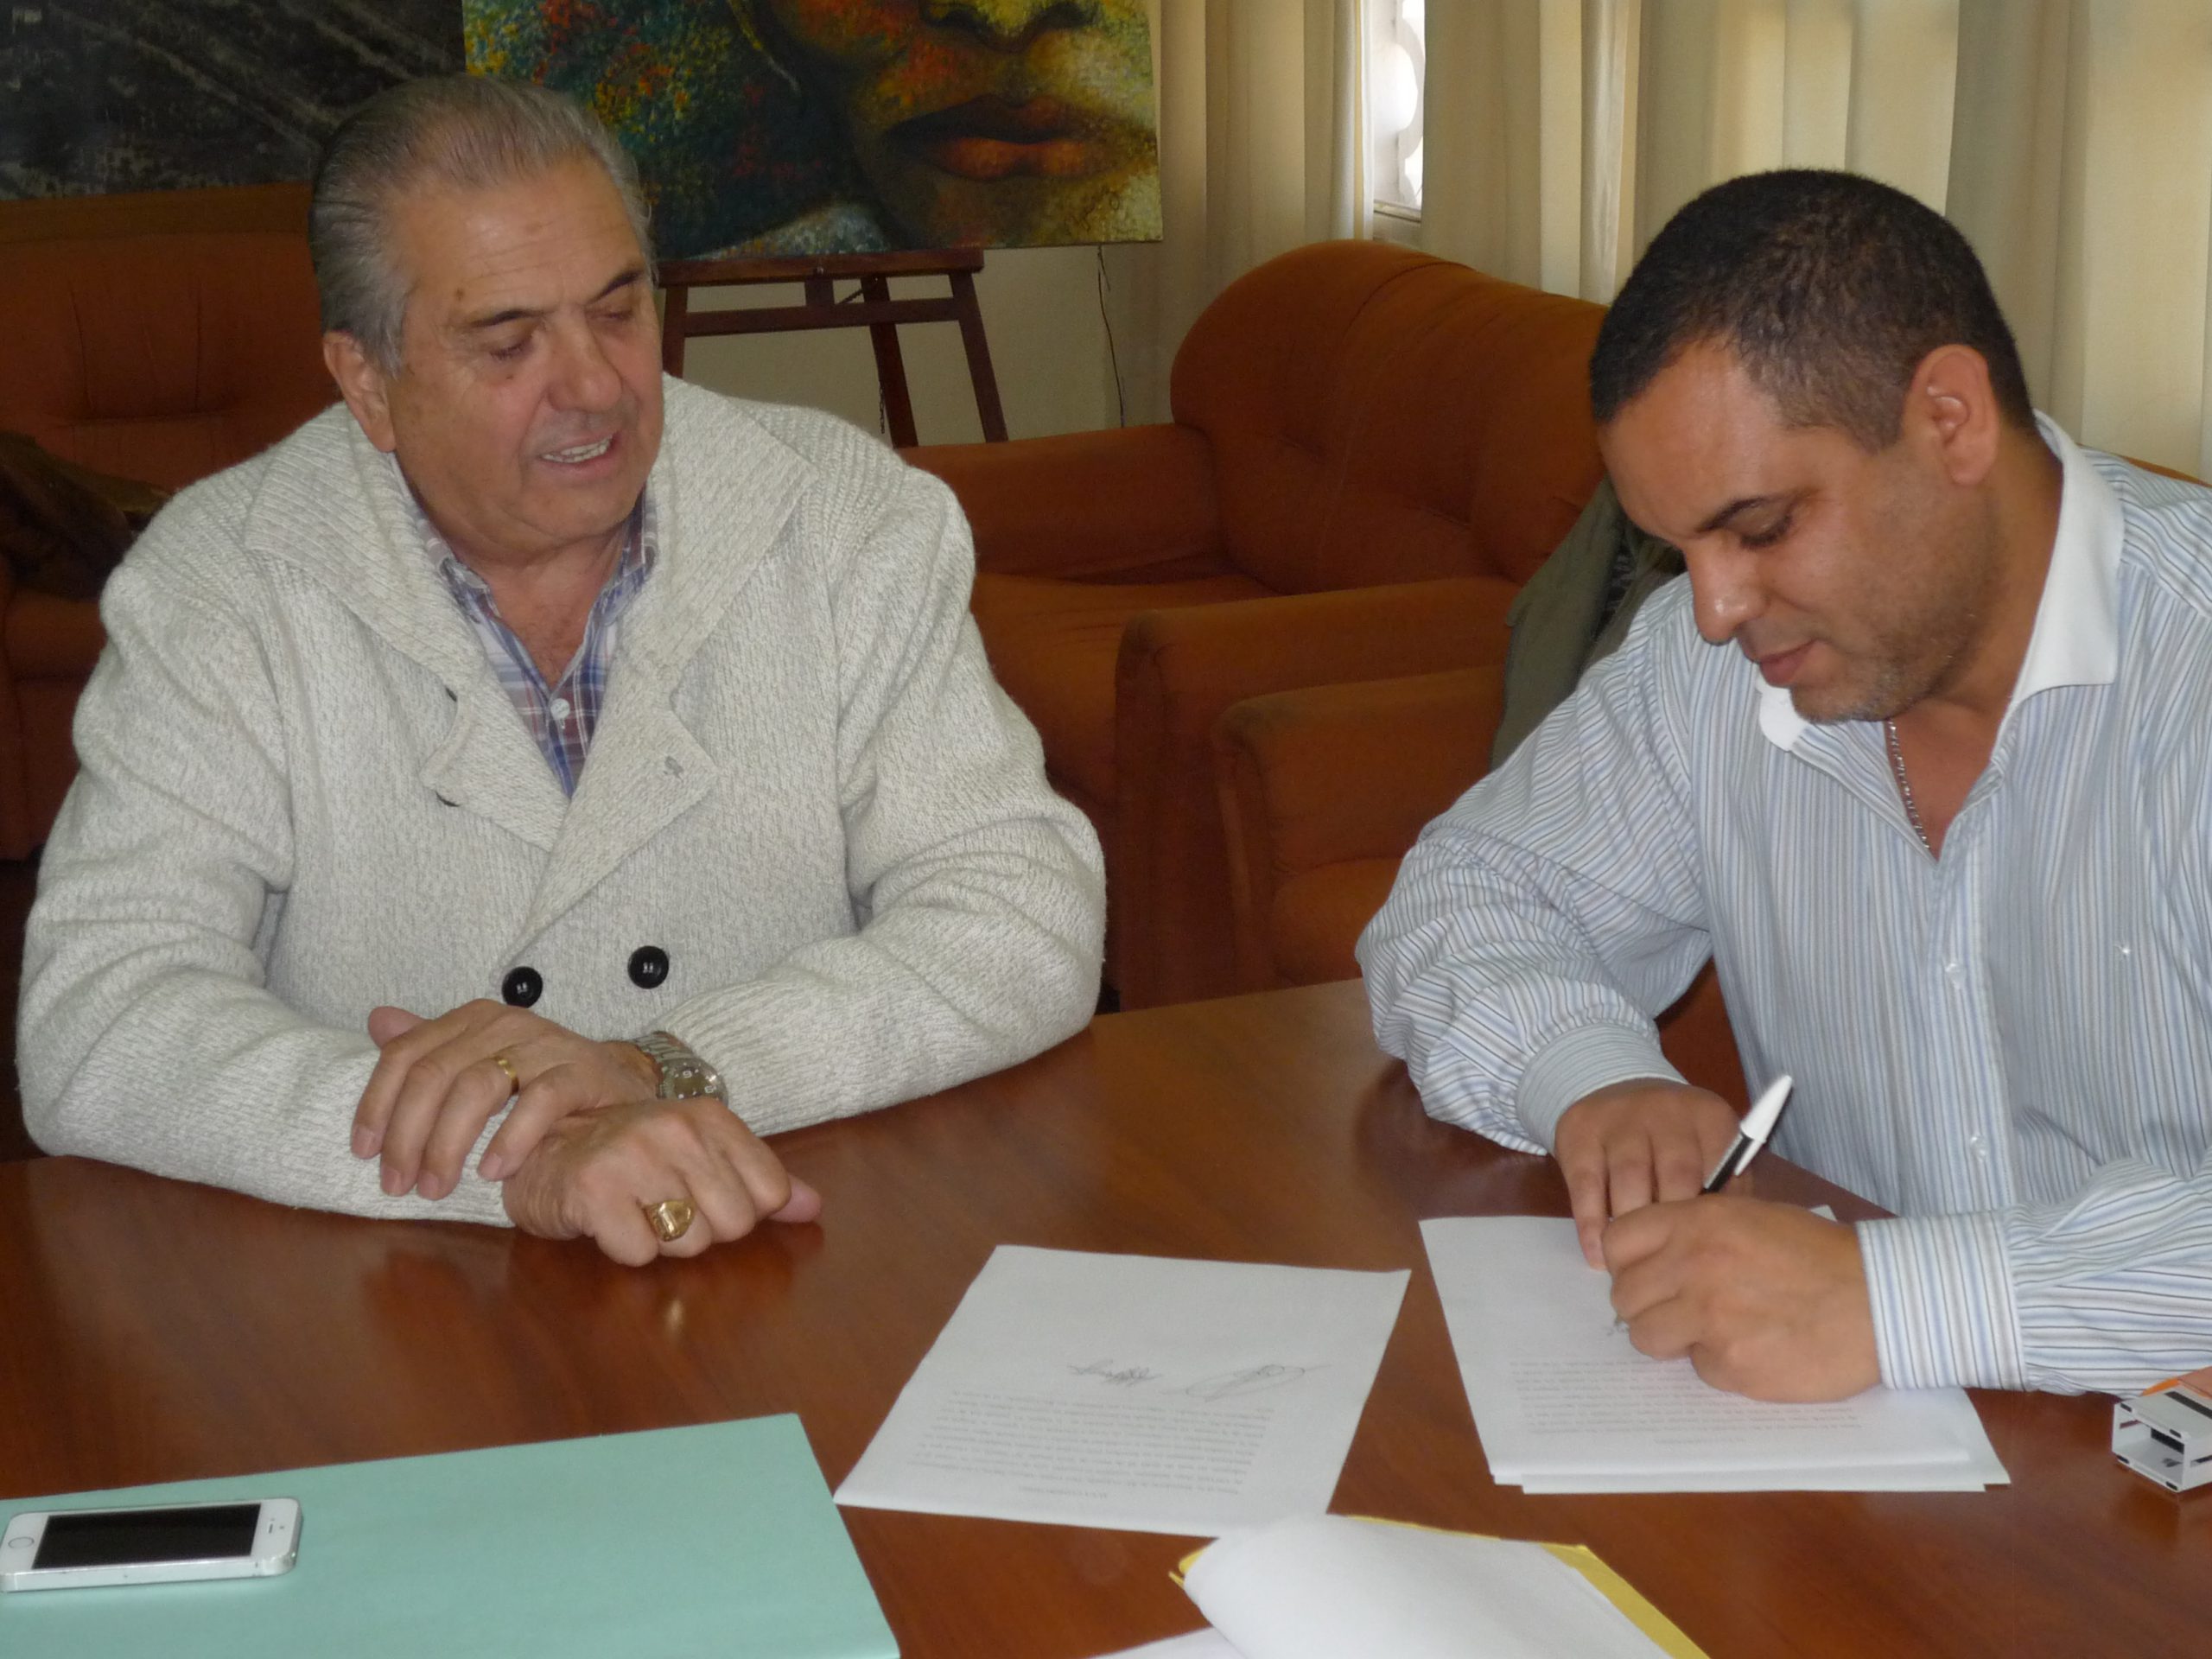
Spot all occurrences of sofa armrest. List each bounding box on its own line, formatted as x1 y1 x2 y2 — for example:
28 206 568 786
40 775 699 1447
1110 576 1516 1006
1213 667 1503 990
4 588 105 680
1 583 102 859
0 563 31 859
905 423 1225 582
1217 664 1504 887
1207 666 1747 1107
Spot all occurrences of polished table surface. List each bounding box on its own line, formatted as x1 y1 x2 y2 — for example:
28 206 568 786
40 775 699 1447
3 980 2209 1656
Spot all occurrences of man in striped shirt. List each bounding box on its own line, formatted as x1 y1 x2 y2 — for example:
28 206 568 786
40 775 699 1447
1361 169 2212 1402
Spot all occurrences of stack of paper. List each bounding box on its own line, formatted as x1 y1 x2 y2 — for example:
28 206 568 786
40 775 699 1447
836 1246 1408 1535
1089 1514 1704 1658
1183 1515 1696 1657
1421 1217 2008 1493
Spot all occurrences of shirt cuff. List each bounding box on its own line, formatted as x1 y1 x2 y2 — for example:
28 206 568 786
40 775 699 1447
1515 1023 1684 1152
1857 1211 2025 1391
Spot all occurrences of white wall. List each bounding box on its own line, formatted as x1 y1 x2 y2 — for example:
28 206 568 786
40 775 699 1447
675 245 1127 445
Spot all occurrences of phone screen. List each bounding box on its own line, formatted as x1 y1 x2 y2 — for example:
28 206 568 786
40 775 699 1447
34 1505 261 1569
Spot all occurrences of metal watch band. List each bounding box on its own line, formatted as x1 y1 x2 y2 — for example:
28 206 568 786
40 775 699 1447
633 1030 726 1103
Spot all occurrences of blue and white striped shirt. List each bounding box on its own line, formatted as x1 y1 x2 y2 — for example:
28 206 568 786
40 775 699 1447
1359 421 2212 1395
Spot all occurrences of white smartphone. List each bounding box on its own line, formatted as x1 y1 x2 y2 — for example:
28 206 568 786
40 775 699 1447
0 1498 300 1592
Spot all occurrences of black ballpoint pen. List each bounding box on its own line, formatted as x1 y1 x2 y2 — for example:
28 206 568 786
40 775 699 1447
1701 1074 1795 1193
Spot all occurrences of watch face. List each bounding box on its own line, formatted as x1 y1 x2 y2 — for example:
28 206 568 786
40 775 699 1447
642 1035 723 1102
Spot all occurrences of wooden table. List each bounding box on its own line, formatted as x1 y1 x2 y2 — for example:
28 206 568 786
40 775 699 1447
3 982 2207 1656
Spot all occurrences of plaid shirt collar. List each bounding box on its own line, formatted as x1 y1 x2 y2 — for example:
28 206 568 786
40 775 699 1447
394 460 658 797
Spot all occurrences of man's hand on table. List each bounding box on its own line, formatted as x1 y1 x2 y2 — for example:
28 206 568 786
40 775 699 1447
1556 1078 1879 1401
1554 1078 1742 1266
499 1094 822 1265
354 1001 821 1263
353 1001 667 1198
1604 1198 1879 1401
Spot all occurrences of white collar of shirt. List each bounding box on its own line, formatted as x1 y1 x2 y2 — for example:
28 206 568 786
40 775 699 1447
1756 413 2122 753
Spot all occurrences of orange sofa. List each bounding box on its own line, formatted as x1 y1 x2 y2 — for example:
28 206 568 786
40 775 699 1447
1215 665 1746 1104
0 184 332 858
909 241 1609 1008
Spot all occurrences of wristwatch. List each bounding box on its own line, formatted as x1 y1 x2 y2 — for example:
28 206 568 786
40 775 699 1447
632 1030 726 1103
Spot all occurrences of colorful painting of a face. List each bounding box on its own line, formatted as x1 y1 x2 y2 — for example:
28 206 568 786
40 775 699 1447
464 1 1161 258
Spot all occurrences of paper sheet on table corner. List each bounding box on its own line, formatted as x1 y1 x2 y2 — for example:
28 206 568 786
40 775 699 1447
833 1244 1409 1537
1086 1636 1239 1659
1085 1514 1707 1659
1177 1514 1702 1659
1420 1215 2007 1493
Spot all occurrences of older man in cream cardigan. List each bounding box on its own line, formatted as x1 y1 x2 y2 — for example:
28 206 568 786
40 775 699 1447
18 78 1104 1265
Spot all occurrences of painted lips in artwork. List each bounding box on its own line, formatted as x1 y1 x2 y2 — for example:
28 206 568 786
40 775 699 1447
893 97 1117 183
466 0 1163 258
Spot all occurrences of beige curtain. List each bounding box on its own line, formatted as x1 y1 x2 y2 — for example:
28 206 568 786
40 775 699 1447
1952 0 2212 477
1103 0 1366 424
1414 0 2212 474
1631 0 1959 243
1419 0 1955 300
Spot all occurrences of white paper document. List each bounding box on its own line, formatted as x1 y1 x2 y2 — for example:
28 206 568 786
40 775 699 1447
836 1245 1409 1535
1088 1637 1239 1659
1421 1217 2008 1493
1181 1515 1673 1659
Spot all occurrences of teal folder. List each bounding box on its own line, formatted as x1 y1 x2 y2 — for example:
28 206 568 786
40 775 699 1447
0 1415 899 1658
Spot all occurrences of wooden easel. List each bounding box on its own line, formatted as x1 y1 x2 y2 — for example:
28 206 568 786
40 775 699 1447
657 247 1008 448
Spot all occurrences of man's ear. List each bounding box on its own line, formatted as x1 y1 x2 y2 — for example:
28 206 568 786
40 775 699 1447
1904 344 2002 489
322 333 398 454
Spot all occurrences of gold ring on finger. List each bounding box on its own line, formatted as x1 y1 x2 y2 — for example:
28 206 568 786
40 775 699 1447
489 1051 520 1100
645 1198 696 1244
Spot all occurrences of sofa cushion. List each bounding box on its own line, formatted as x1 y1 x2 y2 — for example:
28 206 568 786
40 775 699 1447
1172 241 1605 596
972 569 1271 817
0 232 334 492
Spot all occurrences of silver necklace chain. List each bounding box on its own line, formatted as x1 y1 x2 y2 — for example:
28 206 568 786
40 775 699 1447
1884 718 1934 855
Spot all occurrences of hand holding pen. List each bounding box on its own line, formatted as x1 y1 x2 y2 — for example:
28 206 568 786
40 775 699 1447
1603 1071 1878 1399
1609 1073 1793 1332
1701 1074 1795 1193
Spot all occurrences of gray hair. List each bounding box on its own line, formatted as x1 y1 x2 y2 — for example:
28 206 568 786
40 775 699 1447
309 75 655 372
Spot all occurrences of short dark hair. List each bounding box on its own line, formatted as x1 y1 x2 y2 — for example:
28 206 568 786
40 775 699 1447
1590 168 2035 449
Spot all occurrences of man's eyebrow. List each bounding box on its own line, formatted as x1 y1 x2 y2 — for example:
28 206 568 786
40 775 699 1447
1694 491 1799 537
456 267 647 333
591 266 647 304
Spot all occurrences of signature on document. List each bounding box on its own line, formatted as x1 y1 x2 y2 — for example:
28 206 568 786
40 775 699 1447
1069 1357 1161 1388
1183 1363 1318 1402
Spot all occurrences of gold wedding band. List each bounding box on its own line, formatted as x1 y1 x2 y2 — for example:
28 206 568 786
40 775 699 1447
489 1051 520 1099
645 1198 696 1244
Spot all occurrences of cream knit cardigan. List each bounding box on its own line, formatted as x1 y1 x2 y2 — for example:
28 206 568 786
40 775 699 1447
19 380 1105 1225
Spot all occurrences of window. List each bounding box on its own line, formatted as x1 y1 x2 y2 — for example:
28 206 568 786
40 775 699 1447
1368 0 1426 231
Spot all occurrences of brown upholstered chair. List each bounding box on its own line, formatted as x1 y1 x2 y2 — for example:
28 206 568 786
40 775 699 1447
0 185 334 855
909 241 1608 1007
1213 664 1745 1104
